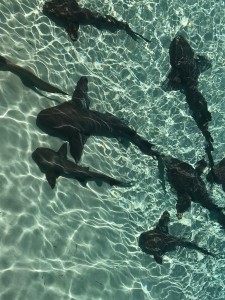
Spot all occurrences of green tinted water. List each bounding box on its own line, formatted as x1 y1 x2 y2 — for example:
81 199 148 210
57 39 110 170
0 0 225 299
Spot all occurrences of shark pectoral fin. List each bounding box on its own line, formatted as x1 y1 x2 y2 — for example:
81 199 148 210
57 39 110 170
57 143 68 158
155 211 170 234
96 180 103 187
46 173 58 189
79 179 87 187
72 77 90 110
66 22 80 41
154 254 163 264
19 75 33 89
196 55 212 73
176 192 191 216
195 158 207 176
69 132 88 163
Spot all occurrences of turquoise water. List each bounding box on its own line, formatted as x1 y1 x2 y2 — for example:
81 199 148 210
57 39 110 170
1 0 225 299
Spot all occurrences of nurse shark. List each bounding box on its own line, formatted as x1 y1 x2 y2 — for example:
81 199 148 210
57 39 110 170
43 0 151 43
139 210 214 264
36 76 160 163
163 35 213 166
32 143 131 188
0 54 67 95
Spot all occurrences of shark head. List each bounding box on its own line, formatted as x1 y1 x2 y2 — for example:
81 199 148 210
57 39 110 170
32 147 56 174
32 143 68 189
43 0 79 20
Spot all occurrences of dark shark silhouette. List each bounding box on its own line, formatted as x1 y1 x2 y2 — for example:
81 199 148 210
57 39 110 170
0 54 67 95
43 0 151 43
139 210 214 264
32 143 131 188
162 35 213 166
207 158 225 192
164 155 225 228
36 76 159 163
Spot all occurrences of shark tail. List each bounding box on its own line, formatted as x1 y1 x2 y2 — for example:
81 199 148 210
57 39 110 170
18 68 68 95
123 22 151 43
131 30 151 43
108 178 134 187
92 170 133 187
0 54 68 95
180 239 215 257
130 133 160 158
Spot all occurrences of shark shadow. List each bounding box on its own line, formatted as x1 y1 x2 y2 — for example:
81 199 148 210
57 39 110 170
162 35 214 166
164 155 225 229
0 54 67 96
32 142 132 188
139 210 215 264
43 0 151 43
36 76 160 163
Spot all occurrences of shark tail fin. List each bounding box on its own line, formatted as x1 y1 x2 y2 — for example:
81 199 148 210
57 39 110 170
180 239 215 257
131 134 160 158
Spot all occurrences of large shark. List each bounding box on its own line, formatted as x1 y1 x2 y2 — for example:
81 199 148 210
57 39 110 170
162 35 213 166
139 210 214 264
164 155 225 228
0 54 67 95
32 143 130 188
36 76 160 163
43 0 151 43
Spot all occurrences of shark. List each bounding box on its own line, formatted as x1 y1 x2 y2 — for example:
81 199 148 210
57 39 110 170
139 210 215 264
32 143 131 188
162 35 213 166
163 155 225 228
0 54 67 95
43 0 151 43
36 76 160 163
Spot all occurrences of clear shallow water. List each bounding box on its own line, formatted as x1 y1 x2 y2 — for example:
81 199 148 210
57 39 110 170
1 0 225 299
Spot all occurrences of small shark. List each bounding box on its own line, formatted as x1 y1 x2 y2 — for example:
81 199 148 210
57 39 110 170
43 0 151 43
0 54 67 95
32 143 131 188
162 35 213 164
164 155 225 228
139 210 215 264
36 76 159 163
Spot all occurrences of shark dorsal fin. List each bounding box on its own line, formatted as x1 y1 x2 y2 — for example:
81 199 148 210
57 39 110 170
46 173 58 189
57 143 68 158
154 254 163 264
155 211 170 234
72 76 90 110
69 132 88 163
195 55 212 73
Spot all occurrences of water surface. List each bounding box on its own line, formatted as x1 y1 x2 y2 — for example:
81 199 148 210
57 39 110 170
0 0 225 299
